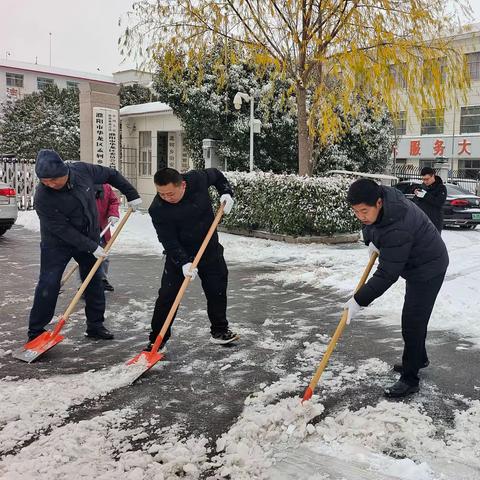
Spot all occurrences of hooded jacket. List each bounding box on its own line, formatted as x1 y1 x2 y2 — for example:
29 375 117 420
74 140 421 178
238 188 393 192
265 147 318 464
35 162 139 252
149 168 233 266
412 175 447 231
354 186 449 307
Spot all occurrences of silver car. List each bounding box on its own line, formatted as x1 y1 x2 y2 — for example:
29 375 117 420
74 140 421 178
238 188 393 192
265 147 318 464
0 181 18 236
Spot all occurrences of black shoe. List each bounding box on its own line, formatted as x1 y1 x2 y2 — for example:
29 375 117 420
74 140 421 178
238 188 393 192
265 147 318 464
210 329 239 345
28 329 47 342
102 279 114 292
85 326 114 340
384 380 419 398
393 360 430 374
144 342 167 353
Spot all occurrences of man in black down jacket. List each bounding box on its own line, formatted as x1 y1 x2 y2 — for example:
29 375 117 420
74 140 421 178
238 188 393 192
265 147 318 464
412 167 447 232
28 149 141 341
345 179 449 398
146 167 238 350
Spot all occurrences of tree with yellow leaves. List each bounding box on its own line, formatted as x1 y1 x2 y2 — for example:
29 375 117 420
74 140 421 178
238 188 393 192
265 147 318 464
120 0 472 175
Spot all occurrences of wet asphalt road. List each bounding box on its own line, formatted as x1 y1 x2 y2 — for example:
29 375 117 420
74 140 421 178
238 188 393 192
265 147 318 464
1 224 479 463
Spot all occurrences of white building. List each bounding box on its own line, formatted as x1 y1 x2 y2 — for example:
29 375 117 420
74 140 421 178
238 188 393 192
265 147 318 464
0 59 116 103
394 24 480 180
119 102 191 206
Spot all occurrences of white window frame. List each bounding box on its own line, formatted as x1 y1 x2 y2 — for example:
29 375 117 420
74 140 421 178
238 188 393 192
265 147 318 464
138 131 152 177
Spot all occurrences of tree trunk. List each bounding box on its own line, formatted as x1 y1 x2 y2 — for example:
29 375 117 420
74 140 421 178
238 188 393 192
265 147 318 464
296 84 313 176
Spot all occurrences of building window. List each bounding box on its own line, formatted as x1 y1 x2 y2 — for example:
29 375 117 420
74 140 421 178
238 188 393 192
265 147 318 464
421 109 444 135
420 159 435 169
66 81 79 90
392 111 407 136
37 77 54 90
460 106 480 134
138 131 152 176
466 52 480 81
6 72 24 88
458 159 480 179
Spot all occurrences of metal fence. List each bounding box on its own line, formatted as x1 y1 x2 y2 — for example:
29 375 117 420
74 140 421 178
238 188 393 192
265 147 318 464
393 165 479 194
0 155 37 210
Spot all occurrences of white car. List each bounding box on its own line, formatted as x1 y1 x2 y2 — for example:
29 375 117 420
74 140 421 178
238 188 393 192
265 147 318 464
0 181 18 236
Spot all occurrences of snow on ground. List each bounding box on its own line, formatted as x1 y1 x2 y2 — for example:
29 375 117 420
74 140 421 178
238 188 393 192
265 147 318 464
12 209 480 479
0 408 210 479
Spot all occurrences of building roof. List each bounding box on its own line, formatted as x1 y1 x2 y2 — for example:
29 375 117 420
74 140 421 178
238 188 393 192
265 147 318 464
120 101 172 116
0 59 115 84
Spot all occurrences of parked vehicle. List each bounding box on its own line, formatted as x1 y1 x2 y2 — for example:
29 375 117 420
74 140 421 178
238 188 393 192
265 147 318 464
0 182 18 236
394 180 480 229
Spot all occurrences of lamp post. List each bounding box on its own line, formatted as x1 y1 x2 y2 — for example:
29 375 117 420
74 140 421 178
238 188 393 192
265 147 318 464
234 89 255 172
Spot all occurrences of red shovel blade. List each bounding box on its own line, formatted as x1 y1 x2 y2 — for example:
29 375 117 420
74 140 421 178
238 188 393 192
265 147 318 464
125 350 165 384
12 331 65 363
301 387 314 404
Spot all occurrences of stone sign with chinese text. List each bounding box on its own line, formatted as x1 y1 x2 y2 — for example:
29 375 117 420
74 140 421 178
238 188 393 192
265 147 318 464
92 107 118 169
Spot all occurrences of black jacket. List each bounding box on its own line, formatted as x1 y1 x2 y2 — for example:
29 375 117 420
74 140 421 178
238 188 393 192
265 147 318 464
149 168 233 266
35 162 139 252
354 186 449 307
412 175 447 231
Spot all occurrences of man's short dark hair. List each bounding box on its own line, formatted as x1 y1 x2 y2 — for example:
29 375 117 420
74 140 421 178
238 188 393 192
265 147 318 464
153 168 183 186
420 167 435 176
347 178 382 206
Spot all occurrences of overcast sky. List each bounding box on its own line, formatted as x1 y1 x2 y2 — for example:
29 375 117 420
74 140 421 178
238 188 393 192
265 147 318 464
1 0 480 76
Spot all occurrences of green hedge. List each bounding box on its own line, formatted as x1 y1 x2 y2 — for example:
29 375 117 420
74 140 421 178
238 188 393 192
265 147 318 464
212 172 359 236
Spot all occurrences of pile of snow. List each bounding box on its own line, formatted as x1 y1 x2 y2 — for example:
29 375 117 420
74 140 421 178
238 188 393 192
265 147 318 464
0 409 210 479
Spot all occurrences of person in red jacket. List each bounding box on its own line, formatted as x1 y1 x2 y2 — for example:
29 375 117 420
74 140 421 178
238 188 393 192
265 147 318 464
94 184 120 291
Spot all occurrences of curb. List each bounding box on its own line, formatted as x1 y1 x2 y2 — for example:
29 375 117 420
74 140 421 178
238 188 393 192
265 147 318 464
217 226 360 245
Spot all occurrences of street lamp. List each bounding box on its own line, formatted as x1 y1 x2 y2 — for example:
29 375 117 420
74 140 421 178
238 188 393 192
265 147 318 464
234 89 255 172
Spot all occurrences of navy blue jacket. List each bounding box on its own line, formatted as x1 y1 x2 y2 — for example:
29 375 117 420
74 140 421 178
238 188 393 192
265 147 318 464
35 162 139 252
354 186 449 307
149 168 233 266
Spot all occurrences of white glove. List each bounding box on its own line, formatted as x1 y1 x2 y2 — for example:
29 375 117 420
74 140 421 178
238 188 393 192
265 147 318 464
415 189 426 198
108 216 119 225
220 194 234 215
344 297 361 325
182 262 198 280
128 197 143 211
93 246 108 259
367 242 379 257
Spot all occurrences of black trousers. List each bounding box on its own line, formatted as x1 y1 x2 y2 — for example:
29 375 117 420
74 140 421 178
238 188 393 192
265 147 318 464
28 246 106 337
400 272 446 386
149 252 229 344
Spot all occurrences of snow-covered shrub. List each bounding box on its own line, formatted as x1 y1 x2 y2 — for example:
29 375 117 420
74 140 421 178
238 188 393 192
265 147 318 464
213 172 359 236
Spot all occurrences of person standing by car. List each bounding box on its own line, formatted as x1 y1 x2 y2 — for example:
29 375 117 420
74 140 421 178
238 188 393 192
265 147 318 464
412 167 447 232
345 179 449 398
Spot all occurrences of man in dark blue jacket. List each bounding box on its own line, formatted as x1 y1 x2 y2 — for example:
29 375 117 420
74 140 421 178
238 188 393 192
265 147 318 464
146 167 237 350
345 179 449 398
412 167 447 232
28 149 141 341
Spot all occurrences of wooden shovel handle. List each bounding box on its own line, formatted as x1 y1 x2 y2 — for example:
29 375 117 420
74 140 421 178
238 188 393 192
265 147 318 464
151 203 226 352
302 252 378 401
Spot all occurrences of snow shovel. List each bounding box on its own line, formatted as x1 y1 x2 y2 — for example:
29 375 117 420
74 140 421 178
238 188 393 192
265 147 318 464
301 251 378 403
126 202 227 383
60 221 113 288
12 208 133 363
